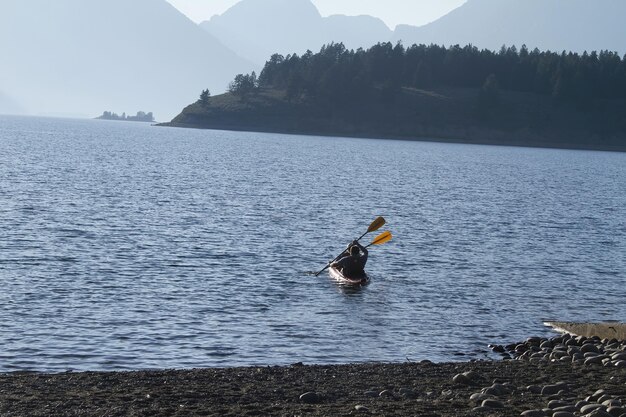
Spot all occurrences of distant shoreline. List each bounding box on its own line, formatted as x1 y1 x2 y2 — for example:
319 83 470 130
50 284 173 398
161 86 626 153
159 121 626 153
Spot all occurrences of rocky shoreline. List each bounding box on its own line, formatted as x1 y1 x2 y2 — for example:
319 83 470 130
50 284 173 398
1 333 625 416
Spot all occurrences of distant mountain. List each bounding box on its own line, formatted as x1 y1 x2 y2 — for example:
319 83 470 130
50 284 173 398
394 0 626 53
0 0 253 119
200 0 392 67
324 15 392 51
202 0 625 71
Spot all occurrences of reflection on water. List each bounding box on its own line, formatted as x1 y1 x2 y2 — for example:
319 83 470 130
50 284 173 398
1 115 625 372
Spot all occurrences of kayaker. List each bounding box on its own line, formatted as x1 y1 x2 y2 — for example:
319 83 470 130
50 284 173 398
331 240 368 278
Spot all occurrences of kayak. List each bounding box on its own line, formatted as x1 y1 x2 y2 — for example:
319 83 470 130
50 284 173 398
329 266 370 286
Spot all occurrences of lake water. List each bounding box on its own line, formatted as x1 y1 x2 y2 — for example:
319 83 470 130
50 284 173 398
1 115 625 373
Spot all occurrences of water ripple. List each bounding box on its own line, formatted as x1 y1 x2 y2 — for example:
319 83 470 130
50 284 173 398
0 116 625 372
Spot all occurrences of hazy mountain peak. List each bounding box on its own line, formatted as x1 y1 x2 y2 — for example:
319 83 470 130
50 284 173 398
325 14 390 31
0 0 253 119
201 0 393 66
394 0 626 54
214 0 321 21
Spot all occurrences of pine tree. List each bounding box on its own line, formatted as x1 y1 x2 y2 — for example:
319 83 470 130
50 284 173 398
199 89 211 107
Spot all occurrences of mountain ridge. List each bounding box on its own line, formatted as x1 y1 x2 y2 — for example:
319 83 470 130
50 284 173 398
394 0 626 53
202 0 626 69
201 0 392 67
0 0 254 119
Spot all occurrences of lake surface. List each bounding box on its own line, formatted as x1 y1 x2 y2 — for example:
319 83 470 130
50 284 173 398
1 115 625 373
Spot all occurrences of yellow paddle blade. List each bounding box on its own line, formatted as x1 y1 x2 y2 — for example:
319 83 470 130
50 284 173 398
367 216 386 233
370 231 392 246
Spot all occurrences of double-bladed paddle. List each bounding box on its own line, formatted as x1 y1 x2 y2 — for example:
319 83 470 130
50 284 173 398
365 231 392 248
315 216 386 276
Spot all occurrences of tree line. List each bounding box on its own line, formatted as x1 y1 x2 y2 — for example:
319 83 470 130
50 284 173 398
97 111 154 122
226 42 626 104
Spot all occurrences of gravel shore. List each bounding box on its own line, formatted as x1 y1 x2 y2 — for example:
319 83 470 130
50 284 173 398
1 335 625 416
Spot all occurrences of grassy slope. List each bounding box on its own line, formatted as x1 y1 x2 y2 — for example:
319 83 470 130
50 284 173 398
167 87 626 151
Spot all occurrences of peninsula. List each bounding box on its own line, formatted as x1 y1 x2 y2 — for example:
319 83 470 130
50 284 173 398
164 43 626 152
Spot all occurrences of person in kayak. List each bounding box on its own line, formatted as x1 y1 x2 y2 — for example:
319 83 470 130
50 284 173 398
331 240 368 277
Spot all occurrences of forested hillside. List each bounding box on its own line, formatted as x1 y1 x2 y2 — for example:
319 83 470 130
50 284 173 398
258 42 626 104
168 42 626 151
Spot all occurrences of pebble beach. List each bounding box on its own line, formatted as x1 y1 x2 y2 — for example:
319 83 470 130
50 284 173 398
2 332 626 417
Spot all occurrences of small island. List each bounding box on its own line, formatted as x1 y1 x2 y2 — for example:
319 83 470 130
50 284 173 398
164 42 626 152
96 111 155 122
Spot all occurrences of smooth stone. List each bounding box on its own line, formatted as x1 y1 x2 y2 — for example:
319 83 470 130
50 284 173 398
603 399 622 407
472 406 490 413
585 409 612 417
490 344 506 353
453 373 472 385
379 390 394 398
576 400 591 409
552 351 569 360
482 384 510 396
593 390 608 398
482 399 504 409
598 395 613 404
470 393 490 403
612 352 626 361
505 343 518 351
354 405 370 413
548 400 570 409
553 405 578 413
607 407 626 417
541 385 562 395
299 392 320 404
614 360 626 368
553 412 575 417
491 382 515 395
582 344 600 354
553 381 571 389
364 391 378 398
585 356 604 365
464 371 480 381
581 403 606 414
568 346 581 354
527 385 543 394
520 410 546 417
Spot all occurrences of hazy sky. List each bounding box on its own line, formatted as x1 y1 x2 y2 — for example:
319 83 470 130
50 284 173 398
166 0 467 28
